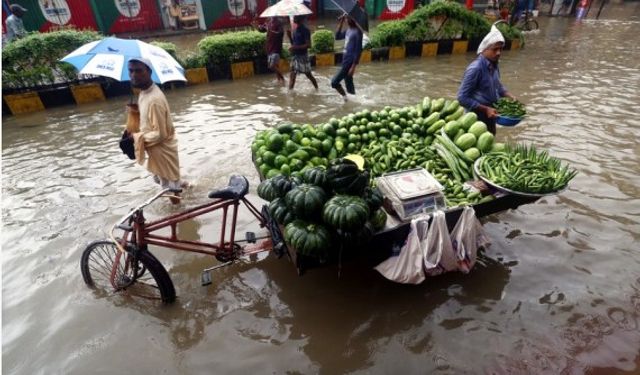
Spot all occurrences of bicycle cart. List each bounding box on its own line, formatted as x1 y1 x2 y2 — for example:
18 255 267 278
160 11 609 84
80 175 274 304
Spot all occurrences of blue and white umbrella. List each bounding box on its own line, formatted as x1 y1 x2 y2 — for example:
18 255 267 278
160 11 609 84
60 37 186 84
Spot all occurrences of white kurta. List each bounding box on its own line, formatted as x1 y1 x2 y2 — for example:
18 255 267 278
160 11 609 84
133 85 181 182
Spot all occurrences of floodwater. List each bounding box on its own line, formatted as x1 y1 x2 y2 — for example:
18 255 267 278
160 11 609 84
3 6 640 375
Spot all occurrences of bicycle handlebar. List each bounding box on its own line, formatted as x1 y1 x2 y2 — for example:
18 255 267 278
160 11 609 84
109 188 179 252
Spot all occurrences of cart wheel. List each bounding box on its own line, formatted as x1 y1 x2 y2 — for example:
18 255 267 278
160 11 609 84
80 240 176 304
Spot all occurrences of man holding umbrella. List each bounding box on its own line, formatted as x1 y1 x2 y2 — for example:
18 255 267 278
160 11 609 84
331 14 363 101
128 57 185 203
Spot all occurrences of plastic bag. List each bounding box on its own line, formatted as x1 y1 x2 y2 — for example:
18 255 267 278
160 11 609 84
375 215 429 284
423 211 459 276
450 206 490 273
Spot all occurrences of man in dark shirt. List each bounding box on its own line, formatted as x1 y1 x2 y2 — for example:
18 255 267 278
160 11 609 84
257 17 285 85
331 15 363 101
287 15 318 91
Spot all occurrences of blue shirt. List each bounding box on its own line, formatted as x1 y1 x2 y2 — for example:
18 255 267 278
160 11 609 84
336 27 363 66
457 55 507 110
291 24 310 56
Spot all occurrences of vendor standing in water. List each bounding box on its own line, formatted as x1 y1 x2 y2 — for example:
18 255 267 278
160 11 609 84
457 25 516 135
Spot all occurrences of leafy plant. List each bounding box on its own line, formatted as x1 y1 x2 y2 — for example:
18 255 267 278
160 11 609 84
2 29 101 89
182 52 207 69
198 31 266 67
496 22 523 40
369 21 408 48
150 41 179 61
402 0 491 40
310 29 335 54
441 19 464 39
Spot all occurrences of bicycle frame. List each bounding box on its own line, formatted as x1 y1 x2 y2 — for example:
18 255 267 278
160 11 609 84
111 189 272 261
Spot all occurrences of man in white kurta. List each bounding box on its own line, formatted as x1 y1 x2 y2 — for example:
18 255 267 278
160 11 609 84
128 58 183 195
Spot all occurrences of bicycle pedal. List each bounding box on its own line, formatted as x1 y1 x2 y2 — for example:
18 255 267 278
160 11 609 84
245 231 256 243
201 270 212 286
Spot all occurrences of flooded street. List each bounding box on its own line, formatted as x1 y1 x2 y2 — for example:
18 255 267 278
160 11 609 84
3 6 640 374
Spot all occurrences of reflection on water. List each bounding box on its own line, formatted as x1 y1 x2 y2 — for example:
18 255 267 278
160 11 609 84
3 7 640 374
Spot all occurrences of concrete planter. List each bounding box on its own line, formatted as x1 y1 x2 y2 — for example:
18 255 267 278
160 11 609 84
71 83 106 104
372 47 389 61
405 41 422 57
437 39 454 55
389 46 406 60
359 49 372 63
452 40 469 55
314 52 335 67
3 91 45 115
278 58 290 72
511 39 521 50
185 68 209 85
231 61 254 80
467 37 482 53
421 42 438 57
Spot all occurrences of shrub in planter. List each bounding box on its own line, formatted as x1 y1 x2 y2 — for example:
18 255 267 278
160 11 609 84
370 21 408 48
150 41 182 65
441 19 464 40
402 0 491 40
311 29 335 54
198 31 267 67
182 52 207 69
496 23 524 43
2 29 101 89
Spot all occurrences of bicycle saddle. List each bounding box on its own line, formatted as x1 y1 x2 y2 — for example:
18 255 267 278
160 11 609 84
208 175 249 200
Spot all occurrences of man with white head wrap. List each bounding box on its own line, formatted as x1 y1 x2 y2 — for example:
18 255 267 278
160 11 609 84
457 25 516 134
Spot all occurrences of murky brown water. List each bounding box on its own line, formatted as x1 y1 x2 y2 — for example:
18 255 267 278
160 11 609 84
3 7 640 374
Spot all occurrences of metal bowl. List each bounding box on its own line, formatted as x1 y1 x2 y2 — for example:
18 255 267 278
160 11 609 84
473 157 567 197
496 115 522 127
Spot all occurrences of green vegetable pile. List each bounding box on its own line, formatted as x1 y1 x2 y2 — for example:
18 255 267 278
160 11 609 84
494 98 527 118
252 97 503 209
476 144 578 194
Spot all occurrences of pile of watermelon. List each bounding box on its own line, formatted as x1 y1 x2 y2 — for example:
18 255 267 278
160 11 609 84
252 97 501 208
257 159 388 260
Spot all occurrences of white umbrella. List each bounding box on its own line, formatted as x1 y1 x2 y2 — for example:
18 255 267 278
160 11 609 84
260 0 312 18
60 37 186 84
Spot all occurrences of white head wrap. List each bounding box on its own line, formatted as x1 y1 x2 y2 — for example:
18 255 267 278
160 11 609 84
477 25 505 54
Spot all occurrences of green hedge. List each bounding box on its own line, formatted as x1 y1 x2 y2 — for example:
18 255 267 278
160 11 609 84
370 21 409 48
198 31 266 67
150 41 180 62
370 1 523 46
2 29 101 89
311 29 335 54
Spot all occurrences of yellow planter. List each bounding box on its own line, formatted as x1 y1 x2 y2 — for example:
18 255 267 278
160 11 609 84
421 42 438 57
314 53 335 67
389 46 406 60
70 83 105 105
185 68 209 85
3 92 45 115
231 61 254 80
278 58 290 72
359 49 372 64
452 40 469 55
511 39 521 50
